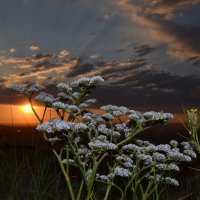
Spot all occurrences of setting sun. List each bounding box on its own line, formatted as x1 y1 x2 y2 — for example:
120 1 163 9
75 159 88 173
23 104 32 112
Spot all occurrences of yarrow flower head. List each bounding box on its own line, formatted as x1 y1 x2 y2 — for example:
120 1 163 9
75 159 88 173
36 119 72 133
35 92 56 104
52 101 68 110
72 76 104 88
57 83 72 94
143 111 174 121
169 140 178 148
8 84 27 93
88 139 117 150
113 166 131 178
102 113 114 121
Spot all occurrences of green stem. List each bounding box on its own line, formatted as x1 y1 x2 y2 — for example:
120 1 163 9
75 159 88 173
121 173 137 200
29 98 42 123
52 149 75 200
66 145 69 175
104 183 112 200
42 106 47 121
86 153 107 200
77 179 84 200
117 126 150 146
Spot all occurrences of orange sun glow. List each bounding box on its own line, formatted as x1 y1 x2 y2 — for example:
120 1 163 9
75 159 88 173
23 104 32 112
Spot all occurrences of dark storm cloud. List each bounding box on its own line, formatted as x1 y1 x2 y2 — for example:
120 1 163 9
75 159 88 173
91 72 200 108
119 0 200 65
133 44 154 57
67 63 95 77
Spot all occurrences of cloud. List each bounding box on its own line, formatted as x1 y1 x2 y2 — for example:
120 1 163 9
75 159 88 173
2 57 81 84
117 0 200 65
133 44 154 57
30 45 40 51
0 54 53 65
58 50 70 58
15 64 32 69
9 48 16 53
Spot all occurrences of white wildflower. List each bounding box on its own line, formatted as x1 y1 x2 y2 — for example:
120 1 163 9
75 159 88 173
69 105 80 113
143 111 173 120
115 123 126 131
164 177 179 186
85 99 97 104
152 152 166 162
79 103 89 109
113 166 131 177
35 92 56 104
102 113 114 121
74 123 88 131
157 144 171 152
57 83 72 93
183 149 197 159
88 140 117 150
137 154 153 165
8 84 27 93
62 159 75 165
167 163 180 171
52 101 68 110
169 140 178 147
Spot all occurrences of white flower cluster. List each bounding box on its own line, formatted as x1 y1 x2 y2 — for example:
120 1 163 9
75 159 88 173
142 144 157 153
57 92 72 100
146 174 179 186
128 110 143 121
27 85 45 92
143 111 174 120
98 124 112 135
116 154 134 168
183 149 197 158
79 103 89 109
36 119 72 133
74 123 88 131
97 124 121 138
122 144 142 154
8 84 45 94
52 101 68 110
72 76 104 88
88 139 117 150
152 152 166 162
102 113 114 121
181 141 194 150
101 105 128 116
167 150 192 162
137 154 153 165
69 105 80 113
62 159 75 165
156 144 171 152
113 166 131 177
85 99 97 104
35 92 56 104
155 163 180 171
164 177 179 186
115 123 127 131
169 140 178 147
57 83 72 94
8 84 27 93
98 167 132 180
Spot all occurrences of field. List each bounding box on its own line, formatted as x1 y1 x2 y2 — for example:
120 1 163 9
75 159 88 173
0 123 200 200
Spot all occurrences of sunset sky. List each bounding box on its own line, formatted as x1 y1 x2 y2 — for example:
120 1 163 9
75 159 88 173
1 0 200 125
